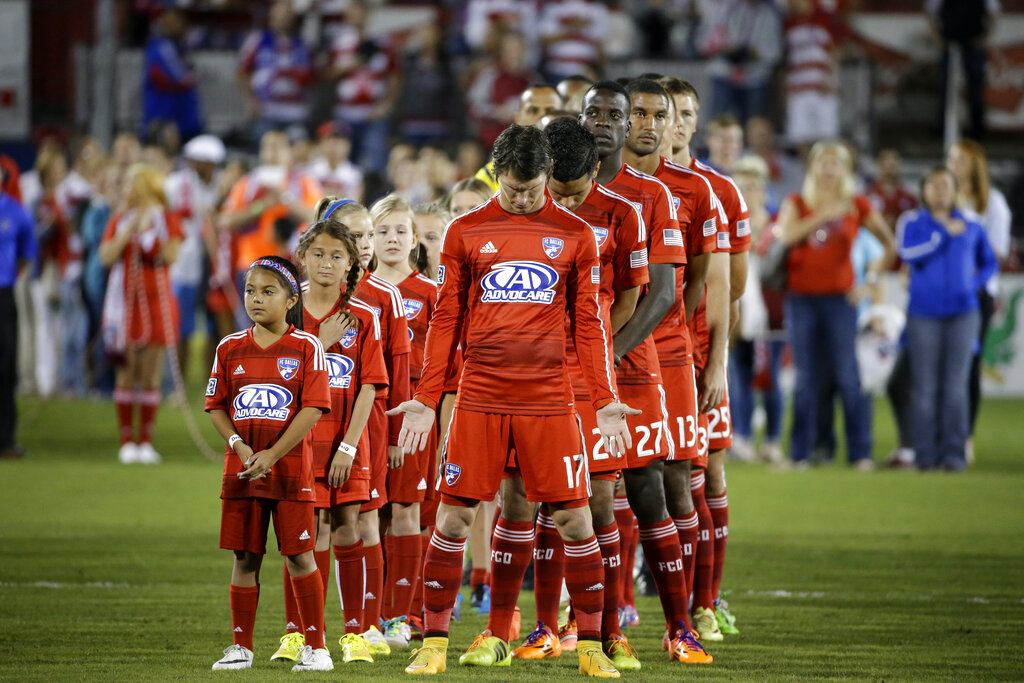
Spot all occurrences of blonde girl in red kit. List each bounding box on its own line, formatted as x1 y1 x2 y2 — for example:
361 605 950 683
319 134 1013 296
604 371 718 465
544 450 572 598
311 197 412 654
206 255 333 672
271 217 391 665
99 164 182 465
370 195 439 644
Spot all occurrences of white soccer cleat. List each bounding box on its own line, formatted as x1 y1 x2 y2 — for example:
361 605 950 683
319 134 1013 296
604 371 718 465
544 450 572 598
118 442 139 464
212 644 253 670
136 442 162 464
381 616 412 649
291 645 334 671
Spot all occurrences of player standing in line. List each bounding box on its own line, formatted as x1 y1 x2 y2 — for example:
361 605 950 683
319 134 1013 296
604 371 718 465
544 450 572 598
663 78 750 639
312 197 412 656
510 119 646 670
370 195 438 645
619 78 722 649
390 124 637 677
206 256 333 672
271 220 390 665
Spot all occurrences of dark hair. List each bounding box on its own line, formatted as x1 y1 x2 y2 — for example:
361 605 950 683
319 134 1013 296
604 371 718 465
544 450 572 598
626 78 671 103
297 220 362 313
491 125 552 181
657 76 701 104
247 255 304 330
584 80 630 106
613 76 633 87
545 118 598 183
920 165 958 201
638 71 665 81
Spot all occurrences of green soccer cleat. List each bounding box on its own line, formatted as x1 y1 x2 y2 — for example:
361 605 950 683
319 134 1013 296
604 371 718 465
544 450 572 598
691 607 724 642
458 631 511 667
270 632 305 662
604 634 641 671
338 632 373 663
714 599 739 635
362 625 392 656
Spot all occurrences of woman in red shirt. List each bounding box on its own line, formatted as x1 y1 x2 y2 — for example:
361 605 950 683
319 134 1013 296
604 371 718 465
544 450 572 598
99 164 182 465
776 141 893 466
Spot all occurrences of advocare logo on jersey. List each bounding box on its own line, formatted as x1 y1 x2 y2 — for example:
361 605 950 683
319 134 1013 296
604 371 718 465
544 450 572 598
480 261 558 304
325 354 355 389
233 383 294 421
340 328 357 348
404 298 424 320
592 226 609 247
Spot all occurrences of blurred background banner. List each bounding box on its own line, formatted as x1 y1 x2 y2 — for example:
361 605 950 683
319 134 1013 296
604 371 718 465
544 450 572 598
982 274 1024 396
0 0 30 139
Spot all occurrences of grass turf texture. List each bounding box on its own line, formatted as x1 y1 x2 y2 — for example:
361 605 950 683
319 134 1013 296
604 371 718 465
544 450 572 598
2 390 1023 681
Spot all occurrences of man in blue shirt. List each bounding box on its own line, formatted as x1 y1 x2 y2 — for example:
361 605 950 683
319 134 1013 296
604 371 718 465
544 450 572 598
0 179 37 459
142 8 202 140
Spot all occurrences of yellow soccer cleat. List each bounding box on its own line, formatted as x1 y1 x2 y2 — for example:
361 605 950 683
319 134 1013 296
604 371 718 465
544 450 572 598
362 625 392 656
577 640 620 678
691 606 724 642
406 637 448 675
669 622 713 664
512 622 561 659
270 631 305 662
458 631 511 667
338 632 373 663
604 634 641 672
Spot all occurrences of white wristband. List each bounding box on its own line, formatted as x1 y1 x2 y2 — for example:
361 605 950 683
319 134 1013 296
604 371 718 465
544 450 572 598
337 442 357 458
228 434 244 450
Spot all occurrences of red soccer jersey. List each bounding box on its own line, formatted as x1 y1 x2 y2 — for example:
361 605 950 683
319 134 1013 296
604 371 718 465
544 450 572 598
415 195 617 415
690 158 752 254
205 326 331 501
652 157 719 367
566 182 650 399
354 272 412 444
604 163 684 385
397 272 439 381
302 296 390 476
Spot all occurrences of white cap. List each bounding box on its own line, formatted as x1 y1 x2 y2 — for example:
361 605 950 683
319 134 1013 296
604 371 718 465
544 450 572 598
182 135 226 164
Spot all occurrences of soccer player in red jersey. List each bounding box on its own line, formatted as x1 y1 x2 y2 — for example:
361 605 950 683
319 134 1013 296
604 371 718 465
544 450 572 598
206 256 333 672
271 221 391 665
663 78 750 639
619 78 722 658
370 194 439 646
510 118 646 670
389 125 637 677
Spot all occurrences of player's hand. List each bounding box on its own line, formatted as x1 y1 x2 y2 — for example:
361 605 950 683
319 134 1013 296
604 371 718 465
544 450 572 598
388 445 405 470
385 400 437 454
318 311 356 349
328 448 354 488
233 442 254 467
596 402 642 458
239 449 276 480
698 363 726 413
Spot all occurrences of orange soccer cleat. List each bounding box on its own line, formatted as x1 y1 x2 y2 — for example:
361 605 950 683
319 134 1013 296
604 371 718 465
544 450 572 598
512 622 562 660
669 622 713 664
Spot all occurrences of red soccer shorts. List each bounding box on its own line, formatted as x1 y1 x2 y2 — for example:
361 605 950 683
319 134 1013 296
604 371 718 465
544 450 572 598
706 368 732 452
220 497 316 556
387 428 434 504
439 408 590 504
361 400 390 512
693 413 709 470
578 383 671 474
315 430 371 509
662 364 700 463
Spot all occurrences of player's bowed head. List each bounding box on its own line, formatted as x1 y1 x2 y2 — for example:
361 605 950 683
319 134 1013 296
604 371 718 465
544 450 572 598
386 125 641 456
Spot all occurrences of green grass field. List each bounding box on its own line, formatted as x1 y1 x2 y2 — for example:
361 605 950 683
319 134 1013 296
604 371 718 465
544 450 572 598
2 387 1023 681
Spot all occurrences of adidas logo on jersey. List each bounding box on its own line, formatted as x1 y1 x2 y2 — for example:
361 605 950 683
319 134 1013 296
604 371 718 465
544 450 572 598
396 578 411 587
299 529 310 541
346 619 360 627
417 478 427 490
425 581 443 590
370 488 379 499
480 241 498 254
233 364 245 375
